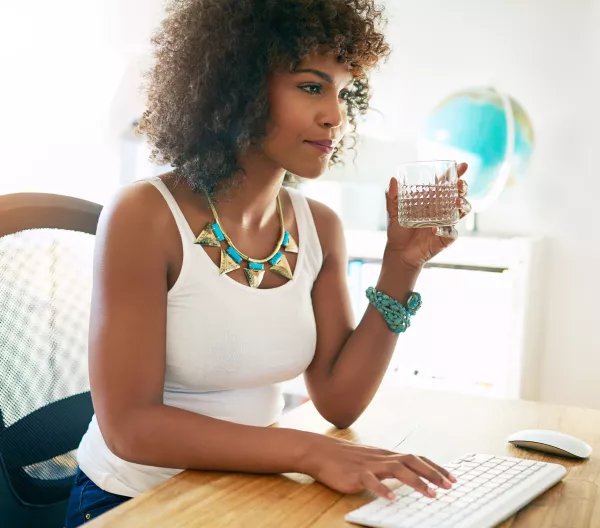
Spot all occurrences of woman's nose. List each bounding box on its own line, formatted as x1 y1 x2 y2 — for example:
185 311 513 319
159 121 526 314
319 99 345 129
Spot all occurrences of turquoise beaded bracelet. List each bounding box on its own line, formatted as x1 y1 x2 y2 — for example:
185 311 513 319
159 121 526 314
365 287 422 334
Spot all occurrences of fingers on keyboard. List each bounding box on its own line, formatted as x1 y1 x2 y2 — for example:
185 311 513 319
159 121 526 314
419 456 457 485
390 465 436 497
404 455 452 490
360 471 396 501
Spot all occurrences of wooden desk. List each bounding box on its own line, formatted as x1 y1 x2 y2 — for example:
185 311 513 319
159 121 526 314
88 386 600 527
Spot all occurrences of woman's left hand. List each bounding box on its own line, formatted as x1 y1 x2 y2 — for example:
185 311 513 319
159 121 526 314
384 162 471 271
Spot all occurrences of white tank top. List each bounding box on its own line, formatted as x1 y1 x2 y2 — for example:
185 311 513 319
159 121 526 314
76 178 323 497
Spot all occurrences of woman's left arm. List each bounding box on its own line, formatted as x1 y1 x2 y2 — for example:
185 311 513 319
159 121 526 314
305 164 470 429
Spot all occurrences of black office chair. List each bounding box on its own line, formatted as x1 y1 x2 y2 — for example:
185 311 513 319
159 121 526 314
0 192 102 527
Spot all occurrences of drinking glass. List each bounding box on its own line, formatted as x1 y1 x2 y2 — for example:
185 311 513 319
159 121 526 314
396 160 459 237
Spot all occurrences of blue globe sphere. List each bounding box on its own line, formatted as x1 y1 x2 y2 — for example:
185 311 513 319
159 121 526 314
419 87 535 212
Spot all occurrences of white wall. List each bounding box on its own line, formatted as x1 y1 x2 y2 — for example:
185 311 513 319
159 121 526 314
538 0 600 408
0 0 164 202
326 0 600 408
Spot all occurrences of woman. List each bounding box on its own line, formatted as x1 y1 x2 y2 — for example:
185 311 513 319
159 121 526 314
65 0 471 525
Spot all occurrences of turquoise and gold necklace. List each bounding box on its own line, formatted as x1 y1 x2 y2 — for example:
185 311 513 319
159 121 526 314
194 193 298 288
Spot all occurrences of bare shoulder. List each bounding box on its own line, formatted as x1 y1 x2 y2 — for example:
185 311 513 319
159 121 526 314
98 178 172 235
304 197 345 260
94 177 183 278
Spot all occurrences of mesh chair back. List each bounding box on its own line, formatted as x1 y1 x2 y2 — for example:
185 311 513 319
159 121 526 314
0 193 101 510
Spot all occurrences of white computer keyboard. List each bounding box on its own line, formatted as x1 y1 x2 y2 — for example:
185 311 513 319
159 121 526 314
345 453 567 528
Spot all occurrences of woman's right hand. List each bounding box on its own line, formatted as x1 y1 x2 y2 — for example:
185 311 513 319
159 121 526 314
300 435 456 500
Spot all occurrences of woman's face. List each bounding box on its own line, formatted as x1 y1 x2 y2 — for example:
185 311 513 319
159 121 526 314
263 52 354 179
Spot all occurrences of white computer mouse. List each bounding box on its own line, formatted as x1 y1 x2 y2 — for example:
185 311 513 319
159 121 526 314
507 429 592 459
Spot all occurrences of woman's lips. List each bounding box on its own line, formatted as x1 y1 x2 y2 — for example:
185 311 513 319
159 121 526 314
305 141 334 155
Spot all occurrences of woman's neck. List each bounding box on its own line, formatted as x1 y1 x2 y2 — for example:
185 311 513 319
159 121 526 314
213 147 288 230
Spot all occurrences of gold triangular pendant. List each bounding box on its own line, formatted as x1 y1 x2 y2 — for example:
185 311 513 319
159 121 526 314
271 253 293 280
244 268 265 288
219 248 241 275
285 234 299 254
195 223 220 247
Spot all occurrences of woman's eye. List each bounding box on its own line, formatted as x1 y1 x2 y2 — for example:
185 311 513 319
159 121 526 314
299 83 354 102
299 83 322 95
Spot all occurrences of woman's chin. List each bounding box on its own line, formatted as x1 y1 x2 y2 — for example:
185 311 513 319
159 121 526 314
289 163 330 180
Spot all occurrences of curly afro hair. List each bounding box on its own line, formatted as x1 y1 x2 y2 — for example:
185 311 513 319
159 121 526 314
137 0 390 195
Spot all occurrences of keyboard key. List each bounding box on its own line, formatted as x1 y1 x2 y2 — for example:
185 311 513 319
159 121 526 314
439 495 457 503
395 486 413 497
365 504 399 522
426 501 447 512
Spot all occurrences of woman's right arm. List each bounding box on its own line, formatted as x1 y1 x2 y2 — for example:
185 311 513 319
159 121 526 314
89 182 454 500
